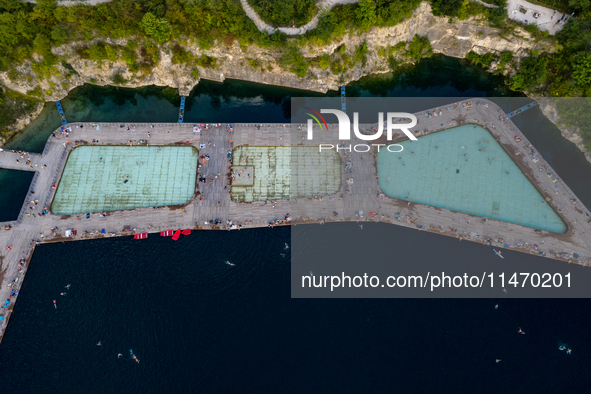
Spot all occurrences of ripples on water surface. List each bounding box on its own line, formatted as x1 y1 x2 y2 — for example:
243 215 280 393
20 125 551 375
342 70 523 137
3 228 591 392
2 56 591 392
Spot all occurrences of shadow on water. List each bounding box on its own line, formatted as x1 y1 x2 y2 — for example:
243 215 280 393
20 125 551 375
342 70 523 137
4 81 316 154
351 55 518 98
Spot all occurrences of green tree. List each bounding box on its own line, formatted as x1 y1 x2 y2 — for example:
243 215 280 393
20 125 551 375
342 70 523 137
0 13 18 47
141 12 172 43
509 55 548 92
405 34 433 60
356 0 378 31
280 42 308 77
430 0 463 17
86 43 108 62
249 0 317 27
51 25 68 46
111 72 126 84
318 54 330 69
485 6 506 27
105 44 119 62
32 33 52 57
375 0 422 27
569 0 591 13
0 87 41 137
573 53 591 88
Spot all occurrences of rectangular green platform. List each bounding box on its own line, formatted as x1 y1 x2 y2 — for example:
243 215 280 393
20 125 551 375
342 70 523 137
52 146 198 215
231 146 342 203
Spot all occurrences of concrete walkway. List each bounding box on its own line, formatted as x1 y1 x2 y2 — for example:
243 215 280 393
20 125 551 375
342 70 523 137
0 151 43 172
241 0 359 35
2 99 591 342
507 0 569 34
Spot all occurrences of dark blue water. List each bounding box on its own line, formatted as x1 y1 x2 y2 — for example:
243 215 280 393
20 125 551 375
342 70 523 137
0 169 34 222
2 55 591 392
2 228 591 392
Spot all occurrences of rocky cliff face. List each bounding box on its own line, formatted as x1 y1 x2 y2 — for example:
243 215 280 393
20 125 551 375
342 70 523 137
1 2 567 150
535 98 591 165
0 3 549 100
0 102 44 146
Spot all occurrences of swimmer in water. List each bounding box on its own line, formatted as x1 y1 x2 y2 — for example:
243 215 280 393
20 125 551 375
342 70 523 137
567 349 572 355
518 328 525 334
496 359 501 363
97 341 102 346
284 243 289 250
118 353 122 358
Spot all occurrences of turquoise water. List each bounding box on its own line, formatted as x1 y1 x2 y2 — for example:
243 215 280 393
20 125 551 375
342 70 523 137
3 81 315 154
51 146 198 215
377 125 566 232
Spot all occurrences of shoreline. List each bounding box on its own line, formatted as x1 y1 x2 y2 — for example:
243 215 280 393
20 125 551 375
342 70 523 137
1 4 548 103
534 97 591 165
1 100 590 344
0 102 44 148
0 2 569 151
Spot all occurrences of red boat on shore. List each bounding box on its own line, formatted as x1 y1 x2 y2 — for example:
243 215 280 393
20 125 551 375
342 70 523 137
181 229 191 235
160 230 174 237
172 229 181 241
134 233 148 240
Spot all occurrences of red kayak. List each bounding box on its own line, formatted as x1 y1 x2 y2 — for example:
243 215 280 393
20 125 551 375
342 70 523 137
160 230 174 237
134 233 148 240
172 229 181 241
181 229 191 235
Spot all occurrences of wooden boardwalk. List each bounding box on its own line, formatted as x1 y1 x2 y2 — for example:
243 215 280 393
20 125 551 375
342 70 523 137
1 98 590 341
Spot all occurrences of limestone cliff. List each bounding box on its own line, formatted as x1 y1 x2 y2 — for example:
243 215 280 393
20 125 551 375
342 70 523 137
0 2 561 147
0 3 550 100
535 98 591 165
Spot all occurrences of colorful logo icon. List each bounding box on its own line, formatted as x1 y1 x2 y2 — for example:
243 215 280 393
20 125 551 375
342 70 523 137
304 107 328 131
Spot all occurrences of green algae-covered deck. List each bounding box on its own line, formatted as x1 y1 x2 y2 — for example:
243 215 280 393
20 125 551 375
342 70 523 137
51 146 198 215
231 146 341 203
377 125 566 233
